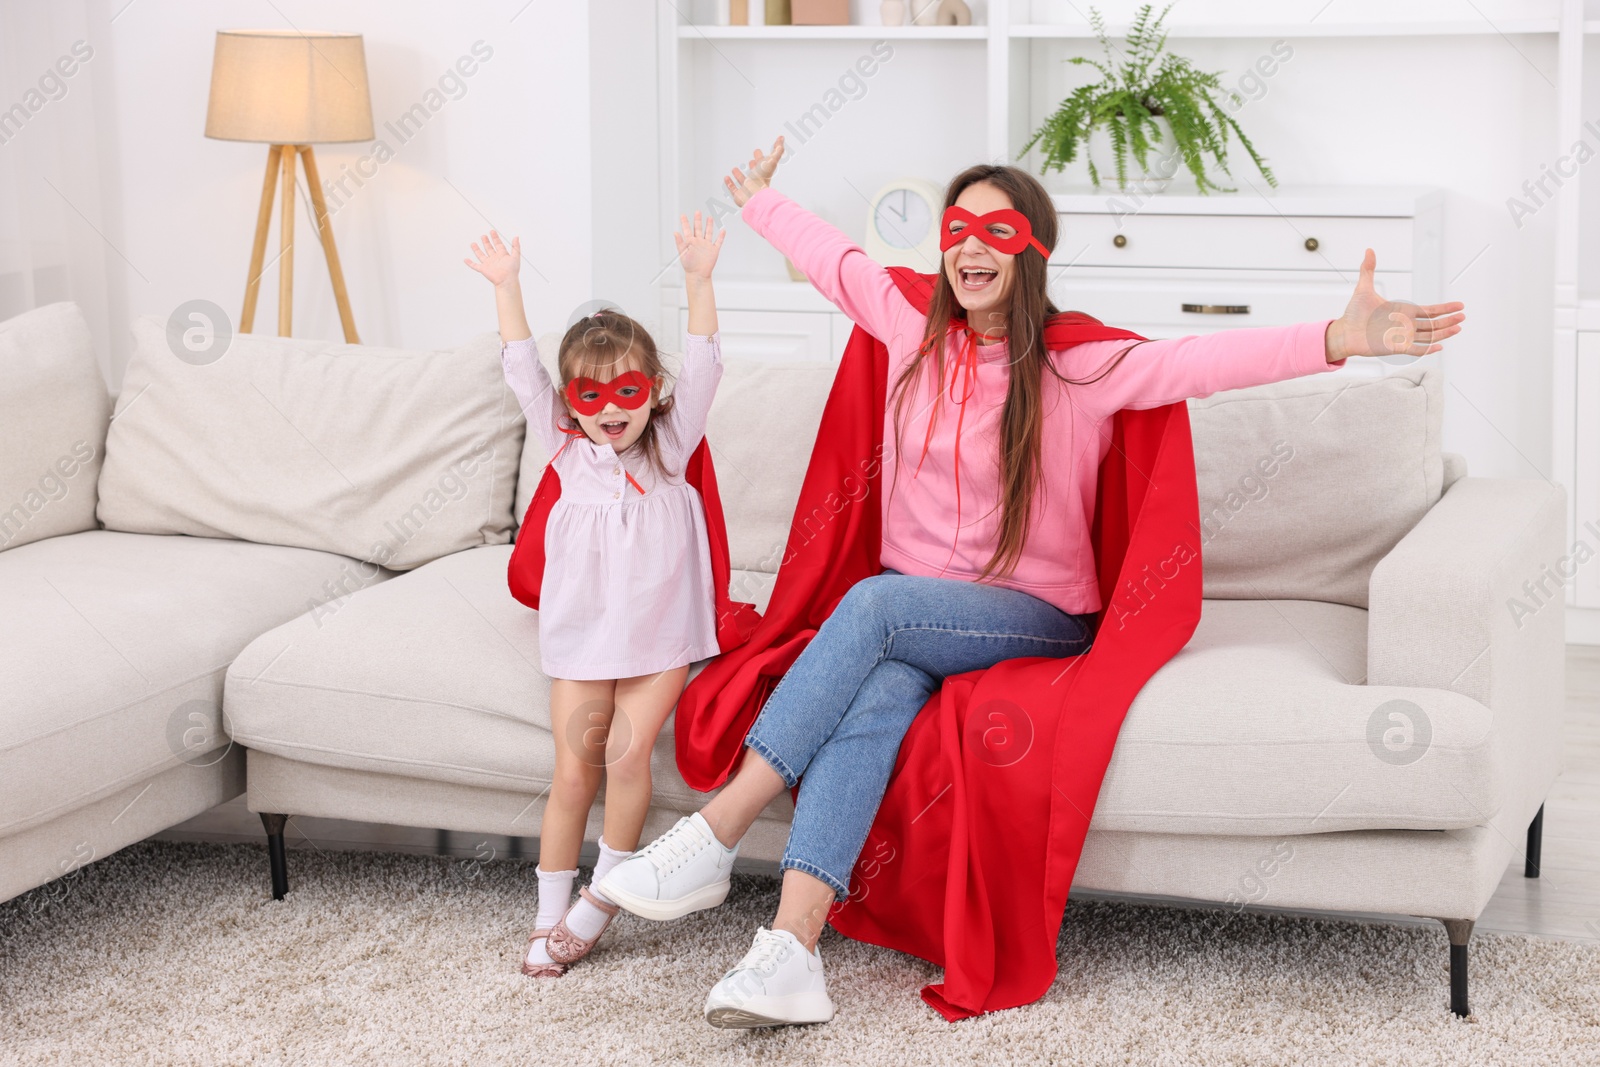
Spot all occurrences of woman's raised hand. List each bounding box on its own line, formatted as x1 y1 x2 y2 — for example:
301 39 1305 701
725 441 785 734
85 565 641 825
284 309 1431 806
463 230 521 289
1326 249 1466 361
674 211 725 280
723 136 786 208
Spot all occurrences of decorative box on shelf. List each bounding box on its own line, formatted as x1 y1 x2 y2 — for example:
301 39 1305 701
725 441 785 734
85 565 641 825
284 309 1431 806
665 187 1442 367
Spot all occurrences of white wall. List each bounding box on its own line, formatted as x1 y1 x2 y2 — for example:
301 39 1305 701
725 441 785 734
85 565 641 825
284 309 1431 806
80 0 592 383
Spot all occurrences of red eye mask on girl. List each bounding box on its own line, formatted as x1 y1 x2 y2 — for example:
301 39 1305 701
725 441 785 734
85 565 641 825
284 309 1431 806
940 206 1051 258
565 370 654 416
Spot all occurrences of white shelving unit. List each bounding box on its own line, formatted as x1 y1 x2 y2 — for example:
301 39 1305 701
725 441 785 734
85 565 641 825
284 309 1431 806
660 0 1600 630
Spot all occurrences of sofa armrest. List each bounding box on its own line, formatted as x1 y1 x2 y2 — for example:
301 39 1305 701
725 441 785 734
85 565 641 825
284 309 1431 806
1368 476 1567 819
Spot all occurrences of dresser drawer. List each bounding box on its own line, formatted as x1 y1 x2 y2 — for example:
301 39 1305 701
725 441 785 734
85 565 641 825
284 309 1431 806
1050 269 1413 334
1055 213 1415 273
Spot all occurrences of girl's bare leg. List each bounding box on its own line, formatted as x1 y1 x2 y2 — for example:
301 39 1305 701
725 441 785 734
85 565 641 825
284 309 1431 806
603 665 690 850
540 677 616 871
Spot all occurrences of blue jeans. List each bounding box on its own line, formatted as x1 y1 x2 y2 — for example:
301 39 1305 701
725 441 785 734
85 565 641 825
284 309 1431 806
743 567 1098 898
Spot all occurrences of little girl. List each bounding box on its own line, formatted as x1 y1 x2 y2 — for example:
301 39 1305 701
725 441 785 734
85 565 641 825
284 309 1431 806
463 214 728 976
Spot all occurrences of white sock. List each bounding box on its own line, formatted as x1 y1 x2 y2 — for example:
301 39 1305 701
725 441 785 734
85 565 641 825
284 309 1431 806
526 865 577 967
565 838 633 941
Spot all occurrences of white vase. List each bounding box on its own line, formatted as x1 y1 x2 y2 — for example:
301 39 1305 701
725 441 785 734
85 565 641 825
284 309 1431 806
881 0 906 25
909 0 939 26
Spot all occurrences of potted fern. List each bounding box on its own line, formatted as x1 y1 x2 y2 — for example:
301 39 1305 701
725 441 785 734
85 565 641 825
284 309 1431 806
1022 3 1276 194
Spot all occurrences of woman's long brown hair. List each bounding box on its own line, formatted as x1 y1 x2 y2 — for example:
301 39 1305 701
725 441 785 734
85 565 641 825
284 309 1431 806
556 308 680 480
890 164 1147 582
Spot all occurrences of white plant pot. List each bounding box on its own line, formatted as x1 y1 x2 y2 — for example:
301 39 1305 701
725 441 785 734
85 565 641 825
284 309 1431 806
1059 115 1181 195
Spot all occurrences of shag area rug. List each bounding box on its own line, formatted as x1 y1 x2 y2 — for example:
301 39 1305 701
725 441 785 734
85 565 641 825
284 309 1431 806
1 840 1597 1066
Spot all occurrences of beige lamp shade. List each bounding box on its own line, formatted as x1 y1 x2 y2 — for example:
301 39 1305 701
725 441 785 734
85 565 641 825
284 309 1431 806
205 30 374 144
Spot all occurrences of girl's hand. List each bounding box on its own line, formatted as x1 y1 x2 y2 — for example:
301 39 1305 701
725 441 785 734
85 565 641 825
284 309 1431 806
723 136 785 208
1326 249 1466 361
463 230 521 289
674 211 726 280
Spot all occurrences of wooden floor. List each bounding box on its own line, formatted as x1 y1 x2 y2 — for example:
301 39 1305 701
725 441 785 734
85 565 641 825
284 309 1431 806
157 647 1600 946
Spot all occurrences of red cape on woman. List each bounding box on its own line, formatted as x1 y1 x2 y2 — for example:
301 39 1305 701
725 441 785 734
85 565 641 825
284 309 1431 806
673 267 1204 1020
506 435 762 653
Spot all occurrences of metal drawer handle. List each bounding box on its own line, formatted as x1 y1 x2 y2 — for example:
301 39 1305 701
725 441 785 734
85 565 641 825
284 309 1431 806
1113 234 1127 248
1304 237 1319 252
1182 303 1251 315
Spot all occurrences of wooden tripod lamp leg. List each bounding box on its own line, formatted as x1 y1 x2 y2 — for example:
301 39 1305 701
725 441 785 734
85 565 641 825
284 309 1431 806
240 143 284 335
278 144 297 337
298 145 360 343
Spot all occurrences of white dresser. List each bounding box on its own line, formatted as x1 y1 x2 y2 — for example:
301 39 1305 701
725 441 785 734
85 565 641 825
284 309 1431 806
667 186 1442 372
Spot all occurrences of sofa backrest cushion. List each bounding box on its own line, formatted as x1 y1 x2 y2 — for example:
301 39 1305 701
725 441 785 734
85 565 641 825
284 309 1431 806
511 331 559 537
704 357 835 573
0 302 109 553
96 319 525 571
1187 363 1443 609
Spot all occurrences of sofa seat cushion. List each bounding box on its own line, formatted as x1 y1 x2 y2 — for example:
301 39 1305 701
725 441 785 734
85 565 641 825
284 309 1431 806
1094 598 1499 835
226 546 779 813
0 530 388 837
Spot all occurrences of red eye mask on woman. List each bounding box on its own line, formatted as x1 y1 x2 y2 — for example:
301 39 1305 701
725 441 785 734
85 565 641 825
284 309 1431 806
565 370 653 416
940 206 1051 258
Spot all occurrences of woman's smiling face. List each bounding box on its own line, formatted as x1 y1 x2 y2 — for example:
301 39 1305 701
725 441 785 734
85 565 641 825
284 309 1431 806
942 181 1019 331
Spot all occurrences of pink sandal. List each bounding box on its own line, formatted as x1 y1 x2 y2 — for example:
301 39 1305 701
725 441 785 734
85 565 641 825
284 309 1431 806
545 887 620 965
520 927 568 978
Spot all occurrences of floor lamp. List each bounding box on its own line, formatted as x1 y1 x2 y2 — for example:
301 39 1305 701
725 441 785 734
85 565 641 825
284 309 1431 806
204 30 373 342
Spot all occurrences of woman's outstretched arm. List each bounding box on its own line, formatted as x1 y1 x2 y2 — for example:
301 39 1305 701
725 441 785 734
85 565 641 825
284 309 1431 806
727 136 915 345
1064 250 1466 416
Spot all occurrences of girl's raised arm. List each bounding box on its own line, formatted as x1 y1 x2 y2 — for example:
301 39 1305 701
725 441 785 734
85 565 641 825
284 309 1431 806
464 231 566 456
666 212 726 457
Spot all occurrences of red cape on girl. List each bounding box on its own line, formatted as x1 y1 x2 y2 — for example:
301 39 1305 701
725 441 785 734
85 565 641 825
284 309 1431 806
506 432 762 653
673 267 1204 1020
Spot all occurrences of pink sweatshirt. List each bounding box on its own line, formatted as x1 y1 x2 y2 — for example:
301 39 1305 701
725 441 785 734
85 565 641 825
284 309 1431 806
741 187 1346 615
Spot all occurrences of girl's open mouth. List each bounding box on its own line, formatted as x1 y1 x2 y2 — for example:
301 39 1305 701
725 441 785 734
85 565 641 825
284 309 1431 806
600 419 628 440
959 267 998 292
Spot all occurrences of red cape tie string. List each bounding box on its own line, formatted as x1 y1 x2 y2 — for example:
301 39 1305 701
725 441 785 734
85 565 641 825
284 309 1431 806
550 423 646 495
909 320 1005 575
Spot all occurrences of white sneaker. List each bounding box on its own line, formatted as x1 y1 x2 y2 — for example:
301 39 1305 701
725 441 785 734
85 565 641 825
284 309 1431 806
597 811 737 921
704 926 836 1028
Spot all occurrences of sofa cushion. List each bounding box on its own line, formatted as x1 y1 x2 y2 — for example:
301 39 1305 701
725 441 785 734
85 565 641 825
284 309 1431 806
96 320 525 570
0 530 388 838
704 358 835 573
1187 364 1442 609
1093 597 1499 835
511 330 560 537
0 302 109 553
226 545 779 812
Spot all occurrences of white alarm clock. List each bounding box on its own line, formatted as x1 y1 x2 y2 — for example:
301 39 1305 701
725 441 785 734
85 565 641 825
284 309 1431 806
864 177 946 270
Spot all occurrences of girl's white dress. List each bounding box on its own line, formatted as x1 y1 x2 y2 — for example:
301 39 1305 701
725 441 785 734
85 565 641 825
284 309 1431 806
499 332 723 681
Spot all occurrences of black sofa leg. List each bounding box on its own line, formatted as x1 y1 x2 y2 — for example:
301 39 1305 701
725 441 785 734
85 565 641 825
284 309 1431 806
259 812 290 900
1439 918 1473 1017
1525 804 1544 878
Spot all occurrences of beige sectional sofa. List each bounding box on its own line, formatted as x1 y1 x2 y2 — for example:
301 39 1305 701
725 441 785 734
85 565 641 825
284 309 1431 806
1 301 1564 1019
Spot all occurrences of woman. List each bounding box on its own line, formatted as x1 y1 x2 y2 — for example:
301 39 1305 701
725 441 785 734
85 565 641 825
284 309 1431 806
601 137 1466 1028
